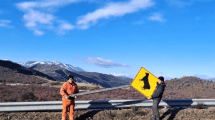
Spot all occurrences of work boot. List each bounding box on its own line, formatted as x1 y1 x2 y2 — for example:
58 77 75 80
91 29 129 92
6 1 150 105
62 117 67 120
69 117 74 120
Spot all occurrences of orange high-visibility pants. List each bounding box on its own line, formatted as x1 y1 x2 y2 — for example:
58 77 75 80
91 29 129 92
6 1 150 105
62 101 75 120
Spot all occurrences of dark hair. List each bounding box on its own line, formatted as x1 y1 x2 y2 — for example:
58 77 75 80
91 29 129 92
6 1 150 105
68 75 74 80
158 76 164 82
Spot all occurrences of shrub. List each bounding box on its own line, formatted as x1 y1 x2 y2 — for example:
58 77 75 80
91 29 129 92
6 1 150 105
131 105 137 112
193 102 206 109
19 92 38 102
4 97 16 102
49 81 61 86
106 110 116 119
0 79 6 83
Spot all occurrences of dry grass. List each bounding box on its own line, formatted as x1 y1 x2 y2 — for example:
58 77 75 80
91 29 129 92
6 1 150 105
0 107 215 120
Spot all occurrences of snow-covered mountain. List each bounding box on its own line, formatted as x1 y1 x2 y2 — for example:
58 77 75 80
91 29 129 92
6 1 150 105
18 61 131 78
18 61 85 72
105 73 131 78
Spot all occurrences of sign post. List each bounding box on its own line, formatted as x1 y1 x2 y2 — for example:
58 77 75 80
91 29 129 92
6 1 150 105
131 67 158 98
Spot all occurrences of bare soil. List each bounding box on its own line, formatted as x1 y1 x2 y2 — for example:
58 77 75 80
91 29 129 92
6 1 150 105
0 107 214 120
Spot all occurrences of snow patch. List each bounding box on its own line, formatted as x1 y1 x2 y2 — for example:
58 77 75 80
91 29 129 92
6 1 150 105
18 61 85 72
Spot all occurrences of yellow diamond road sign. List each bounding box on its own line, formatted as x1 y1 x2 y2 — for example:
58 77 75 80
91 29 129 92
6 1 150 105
131 67 158 97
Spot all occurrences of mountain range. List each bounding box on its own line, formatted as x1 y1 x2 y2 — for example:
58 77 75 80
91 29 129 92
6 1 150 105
19 61 85 72
0 60 56 85
20 61 215 81
19 61 130 78
29 63 132 87
1 60 214 88
0 60 55 80
0 60 132 88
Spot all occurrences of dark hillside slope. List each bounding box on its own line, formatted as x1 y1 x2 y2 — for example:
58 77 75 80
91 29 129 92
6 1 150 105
30 64 111 87
164 76 215 99
77 71 132 87
76 76 215 100
0 60 55 80
0 60 55 84
30 64 69 81
165 76 215 90
30 64 132 88
0 76 215 103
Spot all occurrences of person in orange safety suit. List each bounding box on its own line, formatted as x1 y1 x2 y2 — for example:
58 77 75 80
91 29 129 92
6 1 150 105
60 75 79 120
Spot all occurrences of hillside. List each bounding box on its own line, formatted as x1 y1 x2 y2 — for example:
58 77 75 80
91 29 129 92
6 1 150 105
0 76 215 102
73 76 215 101
164 76 215 99
0 76 215 120
0 60 132 88
0 60 55 84
30 64 70 81
30 64 132 88
165 76 215 90
74 76 215 100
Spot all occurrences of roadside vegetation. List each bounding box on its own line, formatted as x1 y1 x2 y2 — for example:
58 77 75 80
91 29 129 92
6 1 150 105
0 76 215 102
0 107 215 120
0 76 215 120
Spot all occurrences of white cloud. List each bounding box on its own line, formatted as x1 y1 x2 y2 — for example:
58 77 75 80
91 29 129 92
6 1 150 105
156 72 174 80
58 22 75 34
0 19 13 28
164 75 174 80
16 0 154 34
16 0 80 35
60 23 74 30
106 73 130 78
77 0 154 29
85 57 130 68
22 9 54 35
149 13 165 22
34 30 44 35
24 10 54 27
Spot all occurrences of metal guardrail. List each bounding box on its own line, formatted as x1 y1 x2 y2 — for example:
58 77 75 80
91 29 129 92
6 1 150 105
0 99 215 112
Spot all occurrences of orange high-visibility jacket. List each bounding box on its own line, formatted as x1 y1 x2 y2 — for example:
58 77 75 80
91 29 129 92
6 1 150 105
60 81 79 102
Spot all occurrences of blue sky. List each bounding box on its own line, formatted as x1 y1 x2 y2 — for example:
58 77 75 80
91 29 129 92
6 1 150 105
0 0 215 80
